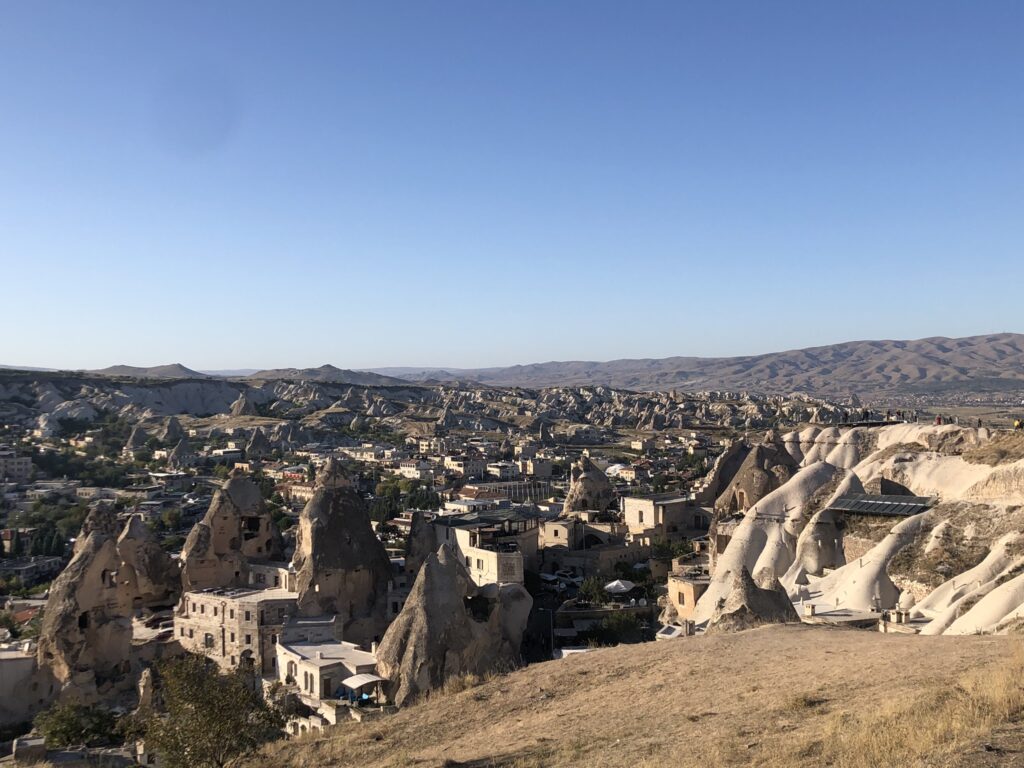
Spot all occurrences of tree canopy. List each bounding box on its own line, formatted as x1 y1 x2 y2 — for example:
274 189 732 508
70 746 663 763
139 654 285 768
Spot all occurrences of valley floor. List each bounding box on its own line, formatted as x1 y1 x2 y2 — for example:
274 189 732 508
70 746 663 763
250 624 1024 768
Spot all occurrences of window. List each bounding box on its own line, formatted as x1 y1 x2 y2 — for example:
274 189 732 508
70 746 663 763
188 629 194 639
475 558 483 570
213 607 218 616
200 604 205 614
244 611 251 621
179 627 184 637
230 632 235 642
639 511 644 524
191 603 196 613
229 609 235 619
678 591 686 605
245 634 252 645
204 633 215 649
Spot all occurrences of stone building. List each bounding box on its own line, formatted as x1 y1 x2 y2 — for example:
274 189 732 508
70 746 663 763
175 587 297 674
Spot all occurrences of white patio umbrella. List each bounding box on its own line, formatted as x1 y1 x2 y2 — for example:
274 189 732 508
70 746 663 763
603 579 636 594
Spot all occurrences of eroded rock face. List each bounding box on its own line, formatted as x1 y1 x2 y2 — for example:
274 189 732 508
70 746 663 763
158 416 184 444
124 425 148 452
117 515 180 608
705 567 799 634
37 508 134 693
166 438 194 469
291 459 392 646
715 442 799 513
563 456 615 514
245 427 272 459
180 473 282 591
229 392 257 417
376 546 532 707
405 510 436 579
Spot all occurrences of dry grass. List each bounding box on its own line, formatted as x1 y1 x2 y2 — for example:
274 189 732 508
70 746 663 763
743 643 1024 768
246 625 1024 768
964 431 1024 466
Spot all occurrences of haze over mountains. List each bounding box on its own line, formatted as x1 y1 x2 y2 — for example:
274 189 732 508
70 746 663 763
6 333 1023 397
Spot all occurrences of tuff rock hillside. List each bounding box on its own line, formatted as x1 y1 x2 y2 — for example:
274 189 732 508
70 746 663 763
0 368 849 441
291 458 393 646
375 546 532 707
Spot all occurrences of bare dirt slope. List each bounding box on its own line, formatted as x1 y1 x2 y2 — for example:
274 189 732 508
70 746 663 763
251 624 1021 768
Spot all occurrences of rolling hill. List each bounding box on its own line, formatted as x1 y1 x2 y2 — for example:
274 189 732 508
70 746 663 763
244 364 408 386
248 624 1021 768
373 333 1024 396
88 363 210 379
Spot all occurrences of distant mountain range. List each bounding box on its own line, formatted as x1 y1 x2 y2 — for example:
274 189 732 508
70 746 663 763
89 363 210 379
242 364 407 386
5 333 1023 397
371 333 1024 396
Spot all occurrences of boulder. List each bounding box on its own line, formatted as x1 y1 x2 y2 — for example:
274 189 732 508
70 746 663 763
291 459 393 646
375 546 532 707
117 514 180 608
705 567 799 634
180 473 282 591
37 507 134 692
563 456 615 514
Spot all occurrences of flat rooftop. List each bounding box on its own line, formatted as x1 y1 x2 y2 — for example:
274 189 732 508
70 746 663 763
278 640 377 668
187 586 296 601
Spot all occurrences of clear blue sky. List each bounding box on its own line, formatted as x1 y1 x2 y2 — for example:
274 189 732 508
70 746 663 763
1 1 1021 371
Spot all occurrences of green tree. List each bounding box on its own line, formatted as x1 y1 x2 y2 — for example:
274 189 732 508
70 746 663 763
651 536 690 560
255 474 276 499
407 487 441 511
48 531 65 556
160 535 186 553
140 654 285 768
34 702 119 748
579 577 607 605
161 508 182 531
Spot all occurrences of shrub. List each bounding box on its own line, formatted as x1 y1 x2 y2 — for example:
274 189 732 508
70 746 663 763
34 702 119 748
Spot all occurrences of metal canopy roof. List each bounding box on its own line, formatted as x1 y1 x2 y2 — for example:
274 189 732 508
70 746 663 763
828 493 935 518
341 673 387 689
